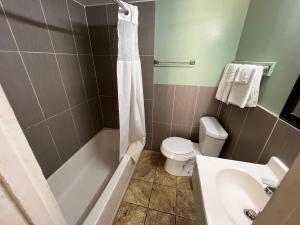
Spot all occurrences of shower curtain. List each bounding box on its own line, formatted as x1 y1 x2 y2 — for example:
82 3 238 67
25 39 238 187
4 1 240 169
117 2 146 161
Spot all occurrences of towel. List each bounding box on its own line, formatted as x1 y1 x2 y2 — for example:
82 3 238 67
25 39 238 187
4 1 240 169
228 65 263 108
215 64 239 103
234 64 255 83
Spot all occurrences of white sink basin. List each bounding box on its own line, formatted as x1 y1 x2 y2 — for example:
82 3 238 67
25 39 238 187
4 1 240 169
192 156 288 225
216 169 269 225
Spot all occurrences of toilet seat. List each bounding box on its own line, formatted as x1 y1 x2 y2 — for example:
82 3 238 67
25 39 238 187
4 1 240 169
161 137 197 161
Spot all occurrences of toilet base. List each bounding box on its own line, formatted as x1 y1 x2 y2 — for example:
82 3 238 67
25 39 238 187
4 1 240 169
164 158 195 176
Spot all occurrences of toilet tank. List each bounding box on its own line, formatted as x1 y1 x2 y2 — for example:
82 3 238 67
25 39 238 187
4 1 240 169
198 117 228 157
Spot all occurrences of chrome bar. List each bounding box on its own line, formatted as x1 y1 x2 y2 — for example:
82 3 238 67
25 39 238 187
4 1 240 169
233 61 276 77
154 59 196 67
112 0 129 15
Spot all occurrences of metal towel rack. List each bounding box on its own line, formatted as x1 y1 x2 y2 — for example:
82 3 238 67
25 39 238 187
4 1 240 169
112 0 129 15
154 59 196 67
233 61 277 77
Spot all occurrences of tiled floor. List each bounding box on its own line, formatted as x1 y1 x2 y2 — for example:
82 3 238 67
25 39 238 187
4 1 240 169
113 150 196 225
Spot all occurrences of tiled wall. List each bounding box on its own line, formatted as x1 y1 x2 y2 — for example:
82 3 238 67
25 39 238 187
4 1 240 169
219 103 300 167
0 0 103 177
150 84 300 168
85 1 156 141
150 84 220 150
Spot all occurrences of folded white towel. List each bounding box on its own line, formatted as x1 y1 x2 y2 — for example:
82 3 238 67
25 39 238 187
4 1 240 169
234 64 256 83
215 64 239 103
246 66 264 107
228 65 263 108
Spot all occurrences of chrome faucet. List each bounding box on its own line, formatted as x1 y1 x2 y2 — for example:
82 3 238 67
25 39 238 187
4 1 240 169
261 178 278 196
264 186 277 195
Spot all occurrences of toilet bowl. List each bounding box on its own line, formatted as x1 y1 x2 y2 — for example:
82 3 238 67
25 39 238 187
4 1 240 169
160 117 228 176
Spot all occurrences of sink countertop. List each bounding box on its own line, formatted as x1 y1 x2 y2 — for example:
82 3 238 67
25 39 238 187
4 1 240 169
194 155 288 225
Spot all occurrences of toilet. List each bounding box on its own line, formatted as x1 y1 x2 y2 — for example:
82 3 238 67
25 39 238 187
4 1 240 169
160 117 228 176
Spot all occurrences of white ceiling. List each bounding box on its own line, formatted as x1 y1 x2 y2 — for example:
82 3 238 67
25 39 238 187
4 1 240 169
74 0 154 7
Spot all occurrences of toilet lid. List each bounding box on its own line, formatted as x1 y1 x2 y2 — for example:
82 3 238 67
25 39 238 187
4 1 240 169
161 137 194 156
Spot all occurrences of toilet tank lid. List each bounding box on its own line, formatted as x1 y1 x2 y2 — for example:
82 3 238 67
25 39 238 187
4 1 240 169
200 117 228 139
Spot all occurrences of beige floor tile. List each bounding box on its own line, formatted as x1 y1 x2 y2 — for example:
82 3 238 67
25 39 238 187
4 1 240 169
176 189 196 220
154 166 177 187
176 216 195 225
177 177 193 192
139 150 165 167
149 183 176 214
113 202 147 225
144 209 175 225
133 162 156 182
123 179 152 207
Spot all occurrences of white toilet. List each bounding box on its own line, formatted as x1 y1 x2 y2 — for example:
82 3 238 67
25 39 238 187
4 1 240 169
160 117 228 176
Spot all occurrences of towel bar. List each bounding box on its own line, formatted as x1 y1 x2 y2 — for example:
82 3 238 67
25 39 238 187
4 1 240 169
233 61 276 77
154 59 196 67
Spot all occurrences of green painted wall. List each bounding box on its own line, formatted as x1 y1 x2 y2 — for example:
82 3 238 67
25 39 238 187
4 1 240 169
154 0 250 86
235 0 300 115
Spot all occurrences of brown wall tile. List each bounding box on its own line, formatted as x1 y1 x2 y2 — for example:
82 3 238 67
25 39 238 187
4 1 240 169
145 132 152 150
101 96 119 128
22 53 69 118
193 86 219 126
47 111 80 162
0 52 44 128
57 54 87 106
171 124 191 139
232 107 277 163
153 84 175 123
24 122 62 178
67 0 91 54
259 120 300 167
78 55 98 98
94 56 117 96
172 85 198 126
220 106 249 159
71 102 94 145
0 0 102 177
41 0 76 53
145 100 153 133
2 0 53 52
0 4 17 51
152 122 171 151
88 97 104 134
141 56 154 100
85 5 110 55
132 2 155 55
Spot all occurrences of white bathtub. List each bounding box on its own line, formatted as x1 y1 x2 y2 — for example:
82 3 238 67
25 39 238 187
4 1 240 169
48 128 139 225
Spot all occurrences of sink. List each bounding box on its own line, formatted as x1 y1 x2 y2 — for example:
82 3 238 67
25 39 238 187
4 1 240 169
216 169 269 225
192 156 289 225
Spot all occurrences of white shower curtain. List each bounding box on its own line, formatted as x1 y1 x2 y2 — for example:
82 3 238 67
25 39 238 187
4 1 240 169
117 2 146 161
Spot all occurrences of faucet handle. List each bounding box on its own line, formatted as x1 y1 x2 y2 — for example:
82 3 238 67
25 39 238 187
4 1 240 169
261 177 278 188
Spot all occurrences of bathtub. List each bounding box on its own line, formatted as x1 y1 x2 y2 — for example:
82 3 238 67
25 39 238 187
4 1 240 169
47 128 140 225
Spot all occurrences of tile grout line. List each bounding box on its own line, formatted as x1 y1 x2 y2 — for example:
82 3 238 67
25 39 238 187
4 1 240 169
83 0 155 8
170 85 177 136
84 7 105 126
66 0 95 134
189 86 200 138
230 107 249 159
70 0 85 7
23 97 97 131
256 118 279 163
0 49 91 55
39 0 74 161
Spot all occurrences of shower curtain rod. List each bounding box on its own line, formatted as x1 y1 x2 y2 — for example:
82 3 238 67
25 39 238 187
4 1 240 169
112 0 129 15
